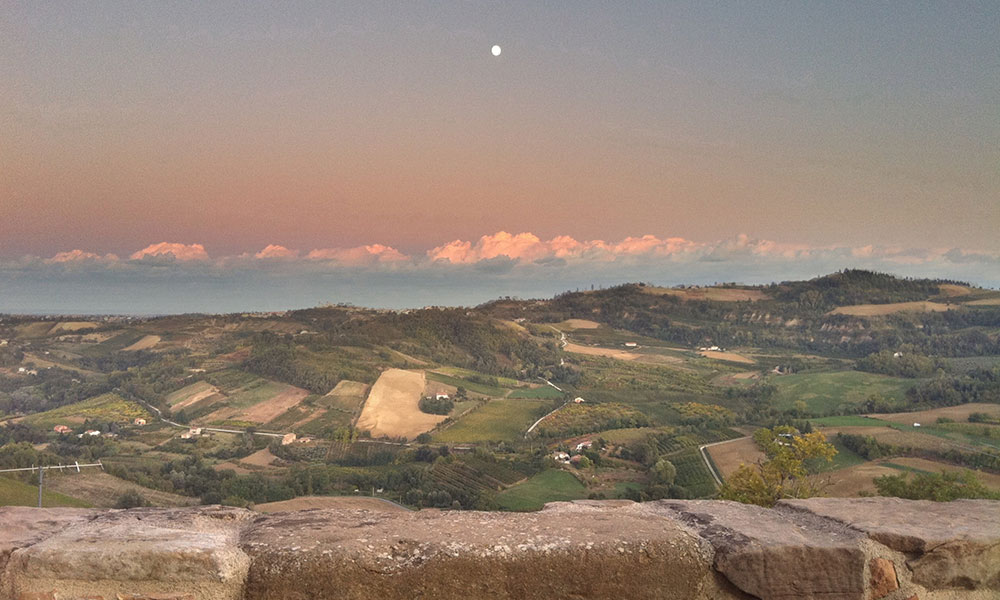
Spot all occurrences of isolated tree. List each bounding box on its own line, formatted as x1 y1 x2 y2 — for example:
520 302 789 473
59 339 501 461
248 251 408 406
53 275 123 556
720 426 836 507
650 458 677 485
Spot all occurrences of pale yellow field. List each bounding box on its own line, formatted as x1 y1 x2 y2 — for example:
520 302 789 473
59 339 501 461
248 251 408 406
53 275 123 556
830 301 953 316
564 342 641 360
871 403 1000 425
255 496 408 513
937 284 973 297
356 369 445 439
325 380 369 397
49 321 100 333
122 334 160 351
706 437 764 478
558 319 601 330
965 298 1000 306
699 350 756 364
818 463 898 497
166 381 224 410
240 447 280 467
643 287 769 302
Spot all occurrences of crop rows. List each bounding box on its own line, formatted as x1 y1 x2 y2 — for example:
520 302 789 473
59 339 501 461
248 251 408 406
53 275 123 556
670 448 718 498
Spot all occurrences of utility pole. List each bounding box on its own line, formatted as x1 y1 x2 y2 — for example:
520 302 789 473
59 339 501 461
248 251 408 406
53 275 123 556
37 465 43 508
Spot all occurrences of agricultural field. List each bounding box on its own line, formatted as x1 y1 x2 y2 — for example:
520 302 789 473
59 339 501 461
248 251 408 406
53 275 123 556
640 286 769 302
534 403 649 438
698 350 755 364
706 437 762 478
829 301 954 316
166 381 224 411
507 385 564 399
121 334 160 351
668 448 719 498
433 399 547 443
871 403 1000 426
255 496 409 512
495 469 588 511
356 369 444 439
772 371 916 414
24 393 151 428
564 342 642 361
425 371 509 397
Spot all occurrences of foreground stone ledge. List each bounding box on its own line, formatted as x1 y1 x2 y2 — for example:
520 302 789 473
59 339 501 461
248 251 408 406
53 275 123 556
780 498 1000 591
0 499 997 600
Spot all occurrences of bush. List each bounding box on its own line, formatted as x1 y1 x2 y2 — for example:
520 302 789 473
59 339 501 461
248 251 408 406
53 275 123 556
419 396 454 415
114 490 149 509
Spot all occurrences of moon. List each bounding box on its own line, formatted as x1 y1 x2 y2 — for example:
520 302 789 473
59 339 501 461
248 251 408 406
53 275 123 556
491 45 502 57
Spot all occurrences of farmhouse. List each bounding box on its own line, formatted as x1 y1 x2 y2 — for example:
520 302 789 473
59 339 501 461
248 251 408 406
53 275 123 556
53 425 71 434
624 342 638 348
281 433 298 445
134 418 147 426
575 441 593 451
552 451 570 464
435 393 450 401
574 397 586 404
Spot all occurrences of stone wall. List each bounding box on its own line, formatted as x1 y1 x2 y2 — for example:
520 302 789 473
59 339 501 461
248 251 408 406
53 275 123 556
1 498 997 600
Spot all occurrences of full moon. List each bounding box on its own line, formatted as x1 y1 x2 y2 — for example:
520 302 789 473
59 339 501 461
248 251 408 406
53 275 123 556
491 45 501 57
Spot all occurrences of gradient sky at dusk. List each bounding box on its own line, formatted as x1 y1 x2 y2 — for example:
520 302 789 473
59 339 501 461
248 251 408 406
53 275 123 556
1 2 998 312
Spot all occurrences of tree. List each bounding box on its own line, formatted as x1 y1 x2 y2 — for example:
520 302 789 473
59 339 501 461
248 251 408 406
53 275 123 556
115 490 150 509
874 470 1000 501
650 459 676 485
719 426 836 507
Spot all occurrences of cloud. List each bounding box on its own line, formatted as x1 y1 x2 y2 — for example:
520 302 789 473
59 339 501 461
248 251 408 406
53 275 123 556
45 249 118 264
130 242 209 261
255 244 299 259
306 244 409 265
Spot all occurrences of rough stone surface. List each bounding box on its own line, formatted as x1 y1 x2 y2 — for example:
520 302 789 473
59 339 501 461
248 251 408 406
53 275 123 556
780 498 1000 590
5 506 253 600
0 499 997 600
869 557 898 599
241 501 735 600
652 500 869 600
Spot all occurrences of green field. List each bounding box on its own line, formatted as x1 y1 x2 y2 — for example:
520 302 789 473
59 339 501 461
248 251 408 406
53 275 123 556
0 476 91 508
773 371 916 415
495 469 587 511
425 371 509 397
809 415 896 428
668 448 719 498
433 399 547 443
507 385 564 399
24 393 151 428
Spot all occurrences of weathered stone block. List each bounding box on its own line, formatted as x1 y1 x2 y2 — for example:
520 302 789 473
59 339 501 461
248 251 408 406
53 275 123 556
868 557 897 599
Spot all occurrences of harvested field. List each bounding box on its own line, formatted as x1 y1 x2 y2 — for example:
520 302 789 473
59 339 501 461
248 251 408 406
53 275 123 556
241 387 310 423
240 447 280 468
558 319 600 330
699 350 755 364
166 381 223 410
50 321 100 333
565 343 641 360
938 284 973 297
818 425 961 453
254 496 409 513
121 334 160 351
356 369 445 439
326 379 368 397
871 403 1000 426
706 437 763 478
965 297 1000 306
829 301 953 316
712 371 760 386
884 457 1000 488
819 463 898 497
42 471 195 508
643 286 768 302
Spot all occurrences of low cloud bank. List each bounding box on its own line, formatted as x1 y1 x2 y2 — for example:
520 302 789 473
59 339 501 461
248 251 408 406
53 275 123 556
1 232 997 314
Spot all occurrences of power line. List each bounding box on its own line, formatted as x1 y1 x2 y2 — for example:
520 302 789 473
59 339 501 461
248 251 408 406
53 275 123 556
0 461 103 508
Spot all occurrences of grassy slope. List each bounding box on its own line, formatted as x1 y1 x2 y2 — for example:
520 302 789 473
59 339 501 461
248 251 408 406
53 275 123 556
773 371 916 414
433 399 547 443
495 469 587 511
24 393 151 428
0 476 91 508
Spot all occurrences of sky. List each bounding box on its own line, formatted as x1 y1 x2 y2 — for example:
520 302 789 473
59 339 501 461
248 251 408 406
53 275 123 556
1 2 998 313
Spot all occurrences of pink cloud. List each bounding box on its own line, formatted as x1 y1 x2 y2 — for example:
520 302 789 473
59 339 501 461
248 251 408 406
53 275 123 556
306 244 408 265
130 242 209 261
255 244 299 259
45 249 119 263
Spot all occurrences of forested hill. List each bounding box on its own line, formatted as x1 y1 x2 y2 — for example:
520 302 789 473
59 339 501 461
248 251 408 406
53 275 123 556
478 270 1000 358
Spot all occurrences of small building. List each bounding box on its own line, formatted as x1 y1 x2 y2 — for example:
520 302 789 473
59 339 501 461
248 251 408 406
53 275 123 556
187 427 202 436
297 436 313 444
134 418 147 426
435 393 450 401
17 367 25 373
552 451 570 464
281 433 297 445
573 397 586 404
624 342 638 348
79 430 101 438
451 445 475 454
53 425 71 434
913 423 921 427
575 440 593 451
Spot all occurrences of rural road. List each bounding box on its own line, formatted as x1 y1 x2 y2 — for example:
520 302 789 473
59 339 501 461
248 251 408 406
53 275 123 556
698 437 749 488
524 377 569 438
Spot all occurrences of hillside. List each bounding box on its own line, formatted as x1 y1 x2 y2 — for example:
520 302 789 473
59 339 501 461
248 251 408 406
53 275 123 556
0 270 998 511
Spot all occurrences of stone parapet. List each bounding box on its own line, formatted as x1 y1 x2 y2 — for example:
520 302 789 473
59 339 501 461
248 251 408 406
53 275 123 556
0 498 997 600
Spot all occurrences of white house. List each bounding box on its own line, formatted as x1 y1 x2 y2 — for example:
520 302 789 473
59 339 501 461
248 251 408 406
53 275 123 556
573 397 586 404
624 342 638 348
134 418 147 426
575 441 593 451
435 393 450 401
552 451 571 464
